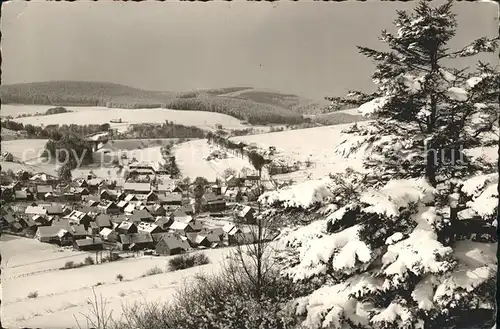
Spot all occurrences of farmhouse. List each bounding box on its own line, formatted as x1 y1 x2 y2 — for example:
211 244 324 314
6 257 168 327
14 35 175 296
14 190 33 201
100 227 118 241
30 173 59 185
155 233 190 255
64 210 91 228
74 187 90 196
98 201 120 215
186 232 210 248
116 221 138 234
169 221 195 234
74 237 103 251
154 216 174 230
1 213 22 231
117 200 128 211
123 182 152 195
137 222 163 235
202 193 226 212
146 204 166 216
118 233 154 251
35 227 73 246
235 205 256 224
87 179 105 193
95 214 113 230
35 185 54 200
225 175 241 188
25 206 48 216
128 209 154 222
99 190 115 201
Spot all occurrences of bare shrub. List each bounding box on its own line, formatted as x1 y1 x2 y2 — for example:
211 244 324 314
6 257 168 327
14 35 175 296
27 291 39 299
84 256 95 265
142 266 163 277
167 253 210 272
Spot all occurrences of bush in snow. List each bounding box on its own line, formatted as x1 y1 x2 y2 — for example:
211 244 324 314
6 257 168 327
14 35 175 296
111 262 307 329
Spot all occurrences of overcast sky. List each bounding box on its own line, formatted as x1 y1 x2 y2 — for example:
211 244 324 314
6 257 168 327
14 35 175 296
2 1 497 99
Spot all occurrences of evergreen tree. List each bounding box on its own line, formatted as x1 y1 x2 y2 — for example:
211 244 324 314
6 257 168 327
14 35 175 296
58 163 73 183
277 2 499 329
326 1 498 189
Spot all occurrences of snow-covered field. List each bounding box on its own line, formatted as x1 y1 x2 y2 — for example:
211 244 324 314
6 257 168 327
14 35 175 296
1 235 236 329
4 105 248 132
232 123 370 182
0 139 166 184
174 139 253 181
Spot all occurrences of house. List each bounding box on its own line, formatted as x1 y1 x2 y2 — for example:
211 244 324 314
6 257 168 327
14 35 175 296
224 189 242 203
95 214 113 230
74 179 89 188
185 232 210 248
235 205 256 224
156 182 173 193
19 216 38 229
155 216 174 230
147 204 166 217
117 200 129 211
202 193 226 212
32 215 49 226
99 190 115 201
158 193 183 206
1 213 22 231
78 206 100 219
172 211 193 223
6 181 22 191
211 185 222 195
137 222 163 235
44 205 64 216
145 191 158 202
63 210 92 228
225 175 241 188
74 237 103 251
35 185 54 200
177 204 194 215
35 226 73 245
25 205 48 216
129 209 154 222
98 201 120 215
88 222 100 236
171 184 184 193
84 195 101 203
124 203 136 214
123 182 152 195
155 233 190 255
74 187 90 196
87 179 104 193
115 192 126 201
169 221 194 234
124 194 138 202
222 223 241 245
30 173 58 185
116 221 138 234
100 227 118 241
118 233 154 251
14 189 33 201
55 223 88 240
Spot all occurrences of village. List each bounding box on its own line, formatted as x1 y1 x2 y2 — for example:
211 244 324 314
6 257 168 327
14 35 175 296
0 159 277 259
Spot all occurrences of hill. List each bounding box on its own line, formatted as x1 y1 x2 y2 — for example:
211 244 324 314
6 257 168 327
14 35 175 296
218 88 330 114
0 82 304 125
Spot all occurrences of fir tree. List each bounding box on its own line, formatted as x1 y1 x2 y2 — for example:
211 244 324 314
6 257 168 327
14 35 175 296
277 2 498 329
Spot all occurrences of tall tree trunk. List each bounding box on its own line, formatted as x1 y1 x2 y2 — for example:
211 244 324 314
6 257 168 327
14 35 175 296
426 50 439 188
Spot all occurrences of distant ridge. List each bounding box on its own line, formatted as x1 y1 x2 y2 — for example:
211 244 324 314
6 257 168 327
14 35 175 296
0 81 364 125
0 81 303 125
